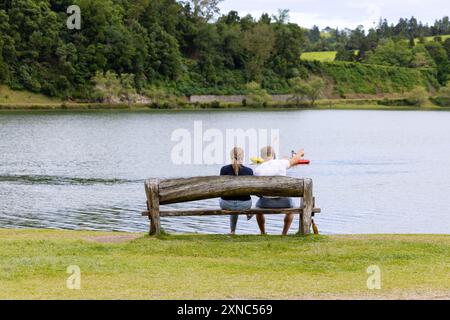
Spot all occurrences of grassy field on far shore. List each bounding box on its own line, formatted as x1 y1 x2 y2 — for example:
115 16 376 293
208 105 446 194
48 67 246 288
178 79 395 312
0 85 62 105
1 229 449 300
300 51 337 62
415 34 450 43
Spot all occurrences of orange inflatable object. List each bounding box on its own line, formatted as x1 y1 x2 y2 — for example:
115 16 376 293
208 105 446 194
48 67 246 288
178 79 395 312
297 159 310 165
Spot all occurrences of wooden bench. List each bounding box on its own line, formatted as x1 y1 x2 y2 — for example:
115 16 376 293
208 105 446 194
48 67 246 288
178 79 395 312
142 176 321 236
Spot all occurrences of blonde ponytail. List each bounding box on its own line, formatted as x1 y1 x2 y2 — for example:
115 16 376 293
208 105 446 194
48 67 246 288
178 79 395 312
230 147 244 176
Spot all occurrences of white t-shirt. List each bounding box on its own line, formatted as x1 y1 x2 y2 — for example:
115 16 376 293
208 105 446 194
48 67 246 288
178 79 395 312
254 159 290 177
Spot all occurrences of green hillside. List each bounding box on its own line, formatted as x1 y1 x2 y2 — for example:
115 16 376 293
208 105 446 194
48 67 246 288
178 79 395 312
301 61 439 96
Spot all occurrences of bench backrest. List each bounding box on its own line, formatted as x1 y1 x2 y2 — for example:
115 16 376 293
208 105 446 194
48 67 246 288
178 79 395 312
146 176 306 205
144 176 316 236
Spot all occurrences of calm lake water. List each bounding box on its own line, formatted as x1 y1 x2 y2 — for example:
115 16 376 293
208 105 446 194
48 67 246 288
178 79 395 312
1 109 450 235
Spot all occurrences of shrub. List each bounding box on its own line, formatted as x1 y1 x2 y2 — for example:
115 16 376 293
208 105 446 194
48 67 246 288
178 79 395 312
245 82 272 106
92 71 121 103
210 101 221 108
119 74 137 104
430 96 450 106
406 86 429 106
143 86 171 103
378 98 418 106
288 76 325 106
437 82 450 98
431 83 450 106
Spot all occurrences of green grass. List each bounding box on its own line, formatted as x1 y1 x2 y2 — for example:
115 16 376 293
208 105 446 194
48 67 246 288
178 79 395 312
415 34 450 44
301 51 337 62
0 85 62 105
1 229 450 299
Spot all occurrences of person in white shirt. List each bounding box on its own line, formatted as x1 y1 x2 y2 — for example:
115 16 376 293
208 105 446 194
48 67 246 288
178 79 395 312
254 146 305 235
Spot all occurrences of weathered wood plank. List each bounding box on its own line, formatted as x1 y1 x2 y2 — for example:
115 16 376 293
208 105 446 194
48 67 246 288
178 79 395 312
145 179 160 236
156 176 305 205
141 208 321 217
300 178 314 235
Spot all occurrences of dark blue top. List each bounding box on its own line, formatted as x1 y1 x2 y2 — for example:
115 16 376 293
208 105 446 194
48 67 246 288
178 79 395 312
220 165 254 201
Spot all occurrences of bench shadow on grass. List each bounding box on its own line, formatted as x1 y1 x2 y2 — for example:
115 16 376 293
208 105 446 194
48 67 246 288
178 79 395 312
139 232 329 244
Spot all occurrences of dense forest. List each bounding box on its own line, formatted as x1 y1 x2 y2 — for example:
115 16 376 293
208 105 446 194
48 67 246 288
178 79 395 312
0 0 449 101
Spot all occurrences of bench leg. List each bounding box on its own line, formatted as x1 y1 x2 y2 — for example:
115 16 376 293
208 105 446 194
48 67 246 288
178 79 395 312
300 178 313 235
146 201 160 236
146 200 152 233
145 179 161 236
149 210 161 236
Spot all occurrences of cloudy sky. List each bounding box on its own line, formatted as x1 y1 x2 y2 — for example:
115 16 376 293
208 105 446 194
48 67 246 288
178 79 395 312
219 0 448 30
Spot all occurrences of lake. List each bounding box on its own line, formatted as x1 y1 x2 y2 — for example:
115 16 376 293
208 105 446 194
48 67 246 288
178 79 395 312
1 109 449 235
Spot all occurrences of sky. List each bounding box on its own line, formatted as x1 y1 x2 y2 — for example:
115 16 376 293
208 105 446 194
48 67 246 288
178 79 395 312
218 0 449 30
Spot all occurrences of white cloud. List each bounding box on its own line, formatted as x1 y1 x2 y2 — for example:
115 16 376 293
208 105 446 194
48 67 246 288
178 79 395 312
218 0 449 30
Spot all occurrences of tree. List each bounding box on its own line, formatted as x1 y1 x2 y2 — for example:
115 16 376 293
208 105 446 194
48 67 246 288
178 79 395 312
216 20 244 69
272 9 289 25
148 24 183 80
258 13 271 25
0 9 10 84
289 76 325 106
335 46 357 62
443 38 450 57
0 2 447 100
0 38 5 83
347 25 366 50
365 39 413 67
425 42 450 84
243 24 276 81
411 44 436 68
185 0 223 21
220 10 240 25
271 22 306 77
288 77 308 105
308 25 321 43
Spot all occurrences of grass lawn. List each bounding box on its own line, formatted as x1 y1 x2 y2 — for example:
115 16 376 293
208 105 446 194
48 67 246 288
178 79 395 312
300 51 337 62
0 229 449 300
0 85 62 105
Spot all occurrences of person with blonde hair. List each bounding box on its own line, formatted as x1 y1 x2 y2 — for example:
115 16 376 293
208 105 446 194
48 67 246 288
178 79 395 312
219 147 254 235
254 146 305 235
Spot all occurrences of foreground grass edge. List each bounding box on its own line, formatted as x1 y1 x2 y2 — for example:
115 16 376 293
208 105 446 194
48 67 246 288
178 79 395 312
0 229 449 300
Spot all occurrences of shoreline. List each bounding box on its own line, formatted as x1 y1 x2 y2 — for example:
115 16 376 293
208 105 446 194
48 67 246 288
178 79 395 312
0 101 448 112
